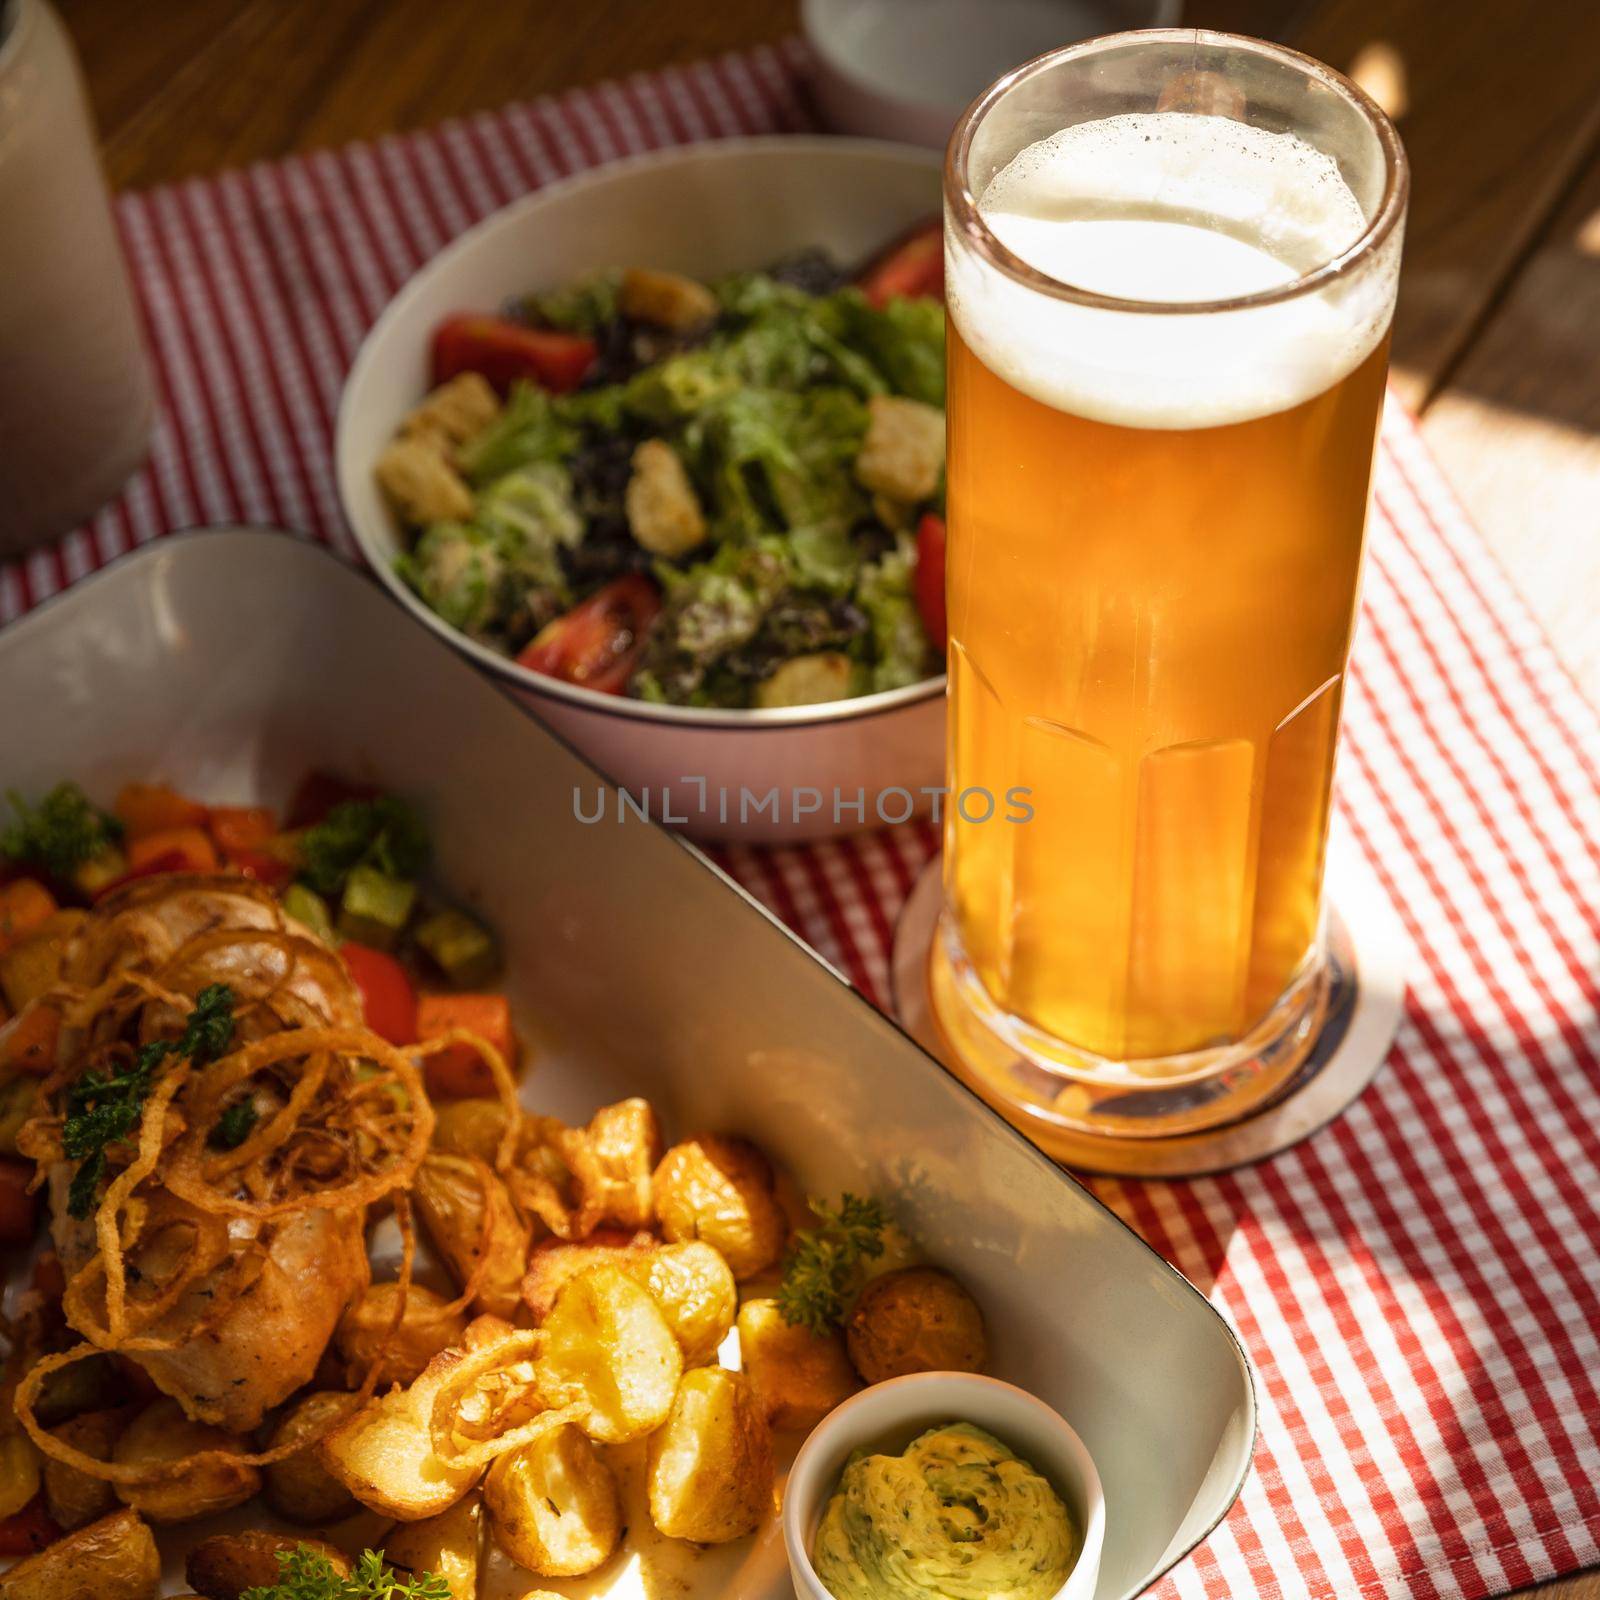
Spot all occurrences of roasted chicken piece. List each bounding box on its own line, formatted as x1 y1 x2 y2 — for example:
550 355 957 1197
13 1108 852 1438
22 877 373 1432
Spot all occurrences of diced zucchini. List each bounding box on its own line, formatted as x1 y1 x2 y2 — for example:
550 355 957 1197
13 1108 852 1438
0 1076 36 1155
282 882 334 942
413 908 501 989
72 846 127 897
337 865 416 951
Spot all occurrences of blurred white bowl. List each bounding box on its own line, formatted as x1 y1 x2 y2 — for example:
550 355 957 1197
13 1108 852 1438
804 0 1183 147
783 1370 1106 1600
336 137 945 844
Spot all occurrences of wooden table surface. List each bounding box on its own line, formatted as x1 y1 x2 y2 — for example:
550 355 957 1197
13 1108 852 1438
54 0 1600 1589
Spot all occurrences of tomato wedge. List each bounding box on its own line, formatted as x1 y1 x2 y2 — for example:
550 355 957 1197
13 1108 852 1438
914 512 948 654
0 1498 59 1557
517 575 662 695
432 312 597 396
340 943 418 1046
32 1252 64 1302
857 218 943 309
225 847 294 890
0 1156 39 1245
286 771 380 829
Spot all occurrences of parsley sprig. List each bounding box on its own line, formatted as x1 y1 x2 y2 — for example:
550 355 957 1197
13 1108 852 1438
777 1193 890 1336
1 783 123 881
63 983 236 1219
241 1546 450 1600
210 1097 259 1150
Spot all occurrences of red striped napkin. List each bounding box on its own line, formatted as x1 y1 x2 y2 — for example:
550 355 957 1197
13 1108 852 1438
4 38 1598 1600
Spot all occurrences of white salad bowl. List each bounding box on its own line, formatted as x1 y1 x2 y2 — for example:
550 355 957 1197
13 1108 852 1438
784 1371 1106 1600
336 136 946 844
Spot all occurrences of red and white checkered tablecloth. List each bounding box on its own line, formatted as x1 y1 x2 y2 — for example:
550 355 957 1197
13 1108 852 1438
6 39 1600 1600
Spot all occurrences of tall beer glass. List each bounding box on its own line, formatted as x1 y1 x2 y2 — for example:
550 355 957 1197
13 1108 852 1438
932 32 1407 1142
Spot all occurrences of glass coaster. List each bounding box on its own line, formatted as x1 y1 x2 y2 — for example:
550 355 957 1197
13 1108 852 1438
891 828 1407 1177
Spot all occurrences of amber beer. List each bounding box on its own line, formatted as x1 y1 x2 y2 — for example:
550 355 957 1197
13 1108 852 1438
937 39 1406 1127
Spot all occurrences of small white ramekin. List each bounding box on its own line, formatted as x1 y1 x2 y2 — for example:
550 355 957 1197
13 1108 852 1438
783 1370 1105 1600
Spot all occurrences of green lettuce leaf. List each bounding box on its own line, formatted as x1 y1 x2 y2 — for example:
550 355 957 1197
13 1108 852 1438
855 531 934 691
477 463 583 593
832 290 946 407
457 383 578 484
395 523 505 636
522 270 621 334
631 541 790 704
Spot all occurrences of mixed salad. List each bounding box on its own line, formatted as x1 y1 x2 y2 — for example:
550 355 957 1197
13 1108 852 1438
375 221 948 710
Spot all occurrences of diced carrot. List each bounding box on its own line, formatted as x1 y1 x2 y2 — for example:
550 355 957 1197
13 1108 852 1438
417 993 518 1099
0 1157 39 1244
114 782 208 838
126 827 218 875
0 1006 59 1077
209 805 277 854
0 882 56 953
0 1496 59 1556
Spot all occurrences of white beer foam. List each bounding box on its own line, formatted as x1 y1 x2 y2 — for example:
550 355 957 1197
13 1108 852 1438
948 113 1397 429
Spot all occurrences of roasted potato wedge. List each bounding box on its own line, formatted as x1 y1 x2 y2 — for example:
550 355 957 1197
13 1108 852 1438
0 1430 41 1522
319 1368 476 1521
652 1136 787 1280
185 1532 349 1600
382 1490 482 1600
336 1282 469 1389
581 1098 662 1229
0 911 85 1012
415 1154 530 1319
535 1265 682 1444
628 1241 737 1367
262 1390 360 1524
320 1318 533 1520
43 1408 126 1530
0 1507 159 1600
845 1266 988 1383
484 1423 620 1578
736 1299 859 1431
521 1229 656 1322
111 1400 259 1523
430 1097 511 1163
646 1366 772 1543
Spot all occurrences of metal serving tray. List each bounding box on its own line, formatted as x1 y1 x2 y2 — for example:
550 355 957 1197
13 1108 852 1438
0 531 1254 1599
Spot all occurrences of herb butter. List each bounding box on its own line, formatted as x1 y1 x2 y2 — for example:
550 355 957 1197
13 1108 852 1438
813 1422 1077 1600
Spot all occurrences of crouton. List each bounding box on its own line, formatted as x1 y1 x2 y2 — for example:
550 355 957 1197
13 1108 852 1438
754 653 854 709
401 373 501 448
376 436 474 525
625 439 707 558
619 268 719 331
854 395 945 504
